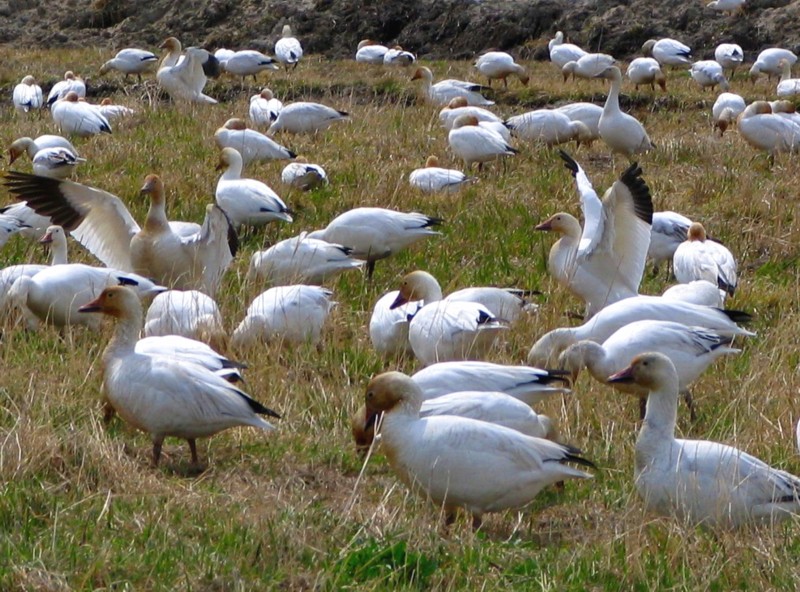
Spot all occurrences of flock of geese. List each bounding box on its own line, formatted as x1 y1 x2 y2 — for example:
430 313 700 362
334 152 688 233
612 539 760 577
2 23 800 532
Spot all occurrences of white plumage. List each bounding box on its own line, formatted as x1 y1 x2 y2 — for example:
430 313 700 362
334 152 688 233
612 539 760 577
51 92 111 137
642 38 692 67
281 160 327 190
448 114 516 169
268 102 348 134
144 290 226 350
12 75 42 112
690 60 730 91
673 222 738 298
411 66 494 106
506 109 593 146
597 66 654 156
249 88 283 127
626 58 666 91
274 25 303 69
222 50 278 81
355 40 388 64
157 38 218 104
408 155 472 193
46 71 86 106
749 48 797 82
474 51 528 87
214 118 296 166
548 31 588 67
99 48 158 81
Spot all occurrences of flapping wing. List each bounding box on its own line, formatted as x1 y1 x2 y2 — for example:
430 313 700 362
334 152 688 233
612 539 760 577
559 150 601 252
185 204 237 296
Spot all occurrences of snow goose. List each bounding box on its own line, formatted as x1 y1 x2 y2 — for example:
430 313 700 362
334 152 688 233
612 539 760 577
144 289 226 350
157 38 219 104
369 290 420 357
609 352 800 527
281 158 327 190
135 334 243 383
247 231 363 285
3 172 237 297
8 135 77 166
736 101 800 156
448 114 517 170
99 48 158 82
777 59 800 97
527 295 754 367
52 92 111 137
690 60 730 91
647 210 692 273
214 118 296 166
673 222 738 299
362 371 593 528
562 53 615 82
0 214 30 249
306 207 442 278
8 136 83 180
548 31 588 68
222 50 278 82
408 155 473 194
274 25 303 69
707 0 746 14
597 66 654 156
641 39 692 68
662 280 724 308
215 147 293 229
712 92 746 134
555 102 603 143
355 40 388 64
268 101 348 134
96 98 135 121
559 320 740 419
383 46 416 66
214 48 235 67
46 71 85 106
79 286 279 468
231 285 335 347
12 76 42 113
0 202 49 240
474 51 528 87
388 271 507 365
411 66 494 106
506 109 593 146
249 88 283 127
438 97 502 130
714 43 744 77
749 48 797 82
626 58 666 91
536 152 653 318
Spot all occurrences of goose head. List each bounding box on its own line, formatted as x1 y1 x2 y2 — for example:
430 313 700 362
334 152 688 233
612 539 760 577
159 37 182 52
451 114 479 129
424 155 440 168
686 222 707 242
350 403 376 455
445 97 469 110
8 137 35 163
21 75 37 86
259 88 274 100
78 285 140 319
411 66 433 82
390 270 441 308
216 147 244 172
365 370 424 422
607 351 677 391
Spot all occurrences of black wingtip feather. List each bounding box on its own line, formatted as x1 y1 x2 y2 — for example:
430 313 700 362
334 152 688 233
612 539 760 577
240 392 281 419
619 162 653 225
558 149 579 176
3 171 84 231
423 216 444 228
719 308 752 324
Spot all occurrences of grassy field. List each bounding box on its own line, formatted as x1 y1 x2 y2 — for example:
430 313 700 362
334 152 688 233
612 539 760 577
0 47 799 590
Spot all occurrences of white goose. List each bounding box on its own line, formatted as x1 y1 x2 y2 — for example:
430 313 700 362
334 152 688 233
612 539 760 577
78 286 279 468
673 222 738 299
626 58 667 91
562 53 615 81
408 155 473 194
506 109 593 146
0 215 29 249
548 31 588 67
597 66 654 156
554 102 603 143
355 40 388 64
777 59 800 97
609 352 800 527
46 71 85 106
248 232 363 286
383 46 415 66
12 75 42 113
274 25 303 69
306 207 442 278
268 102 348 134
438 97 502 130
231 285 335 347
249 88 283 126
144 290 227 350
215 147 293 229
157 38 218 104
9 136 83 180
222 50 278 82
662 280 724 308
281 158 327 190
690 60 730 91
369 290 420 357
749 48 797 82
736 101 800 156
214 118 296 166
642 38 692 67
135 334 243 383
95 98 135 121
411 66 494 106
474 51 529 87
362 371 594 528
714 43 744 76
536 151 653 318
647 210 692 273
3 172 237 297
712 92 746 134
8 135 77 166
52 92 111 137
99 48 158 82
527 295 754 367
448 114 517 170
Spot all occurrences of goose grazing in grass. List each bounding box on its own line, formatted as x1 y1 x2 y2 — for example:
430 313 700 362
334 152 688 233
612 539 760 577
609 352 800 527
647 210 692 274
555 102 603 143
306 207 442 278
268 102 348 134
776 59 800 96
231 285 336 347
749 48 797 82
12 75 42 113
99 48 158 82
408 155 473 193
79 286 279 469
281 158 327 190
355 39 388 64
673 222 737 299
144 289 227 351
383 46 416 66
388 271 508 365
559 320 741 420
562 53 615 82
8 135 77 167
626 58 667 91
8 136 83 180
438 97 502 130
222 50 278 82
214 118 296 166
249 88 283 126
411 66 494 106
369 289 420 357
736 101 800 156
536 151 653 318
274 25 303 69
714 43 744 77
474 51 529 87
362 371 594 528
448 114 517 170
527 295 754 367
548 31 588 68
597 66 654 157
3 172 238 297
712 92 746 134
247 231 363 286
52 92 111 137
642 38 692 68
506 109 593 146
157 37 219 104
215 147 293 229
46 71 85 106
690 60 730 91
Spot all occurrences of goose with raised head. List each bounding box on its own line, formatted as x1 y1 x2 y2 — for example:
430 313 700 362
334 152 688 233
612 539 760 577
274 25 303 69
777 59 800 96
157 37 219 104
597 66 654 156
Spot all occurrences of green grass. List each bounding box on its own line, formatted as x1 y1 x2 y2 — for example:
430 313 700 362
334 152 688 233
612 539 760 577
0 51 799 590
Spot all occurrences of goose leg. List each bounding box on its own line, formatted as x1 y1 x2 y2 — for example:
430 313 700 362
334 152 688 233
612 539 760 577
680 389 697 422
188 438 200 466
152 435 165 466
366 260 376 280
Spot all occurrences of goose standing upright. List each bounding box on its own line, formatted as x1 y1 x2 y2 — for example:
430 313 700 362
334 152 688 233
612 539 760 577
99 48 158 82
597 66 654 157
626 58 667 91
714 43 744 77
157 38 219 104
562 53 616 81
690 60 730 91
749 48 798 82
274 25 303 69
12 76 43 113
222 50 278 83
642 39 692 68
474 51 529 87
548 31 588 68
